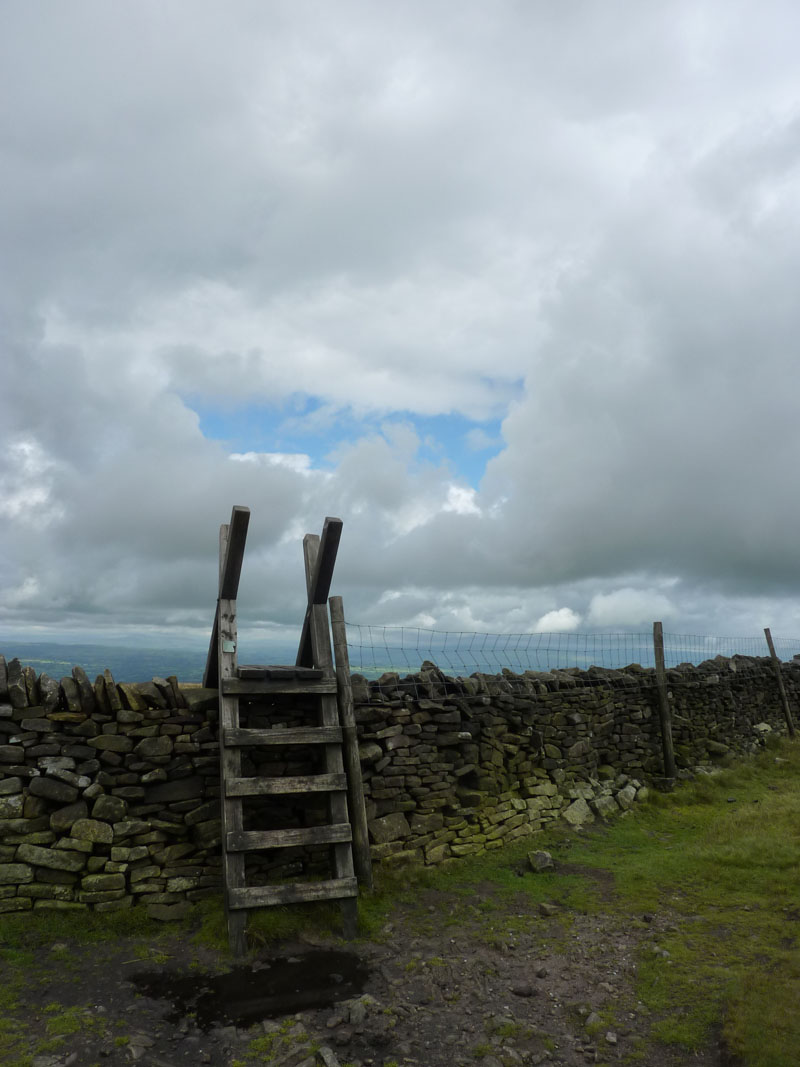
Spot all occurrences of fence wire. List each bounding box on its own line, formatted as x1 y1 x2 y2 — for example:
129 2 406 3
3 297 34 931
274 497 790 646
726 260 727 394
345 624 800 683
662 632 800 669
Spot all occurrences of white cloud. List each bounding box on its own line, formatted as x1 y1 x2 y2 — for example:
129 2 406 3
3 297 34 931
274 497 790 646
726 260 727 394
443 485 481 516
230 452 313 475
534 608 582 633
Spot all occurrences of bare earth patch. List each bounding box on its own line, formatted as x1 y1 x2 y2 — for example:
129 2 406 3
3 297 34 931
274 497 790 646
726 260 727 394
7 873 726 1067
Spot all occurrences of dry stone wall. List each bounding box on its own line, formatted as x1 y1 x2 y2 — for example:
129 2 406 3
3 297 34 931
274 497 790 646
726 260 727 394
0 651 796 916
353 655 797 867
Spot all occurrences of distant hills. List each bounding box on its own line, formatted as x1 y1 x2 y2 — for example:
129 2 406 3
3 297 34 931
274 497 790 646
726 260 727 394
0 640 299 684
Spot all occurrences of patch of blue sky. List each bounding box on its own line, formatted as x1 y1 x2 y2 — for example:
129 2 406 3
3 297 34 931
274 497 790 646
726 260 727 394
188 396 505 488
188 393 323 458
399 411 505 487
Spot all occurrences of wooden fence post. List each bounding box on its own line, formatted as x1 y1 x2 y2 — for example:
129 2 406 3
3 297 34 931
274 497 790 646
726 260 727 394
764 628 796 738
330 595 374 891
653 621 677 778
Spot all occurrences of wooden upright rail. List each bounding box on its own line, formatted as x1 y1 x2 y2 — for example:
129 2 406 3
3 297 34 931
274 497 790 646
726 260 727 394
330 595 373 890
653 621 677 778
296 517 342 668
203 508 370 954
300 528 358 938
764 628 796 738
203 506 250 689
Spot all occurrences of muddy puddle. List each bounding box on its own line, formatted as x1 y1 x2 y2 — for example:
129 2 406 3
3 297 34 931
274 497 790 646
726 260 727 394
129 949 369 1030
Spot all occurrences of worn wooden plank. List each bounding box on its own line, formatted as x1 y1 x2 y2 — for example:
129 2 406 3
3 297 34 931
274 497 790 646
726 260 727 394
222 677 337 696
217 551 248 955
302 534 358 938
227 823 353 852
203 507 250 689
226 773 347 797
296 518 343 668
219 506 250 599
330 595 373 891
237 665 324 681
653 621 677 779
764 627 796 737
229 877 358 910
223 726 343 747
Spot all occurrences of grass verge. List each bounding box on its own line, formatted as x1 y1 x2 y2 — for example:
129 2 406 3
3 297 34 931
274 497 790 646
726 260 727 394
381 737 800 1066
2 738 798 1066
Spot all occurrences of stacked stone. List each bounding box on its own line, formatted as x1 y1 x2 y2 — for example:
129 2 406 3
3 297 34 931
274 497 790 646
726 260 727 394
0 655 221 918
1 649 796 906
667 655 789 765
352 655 795 868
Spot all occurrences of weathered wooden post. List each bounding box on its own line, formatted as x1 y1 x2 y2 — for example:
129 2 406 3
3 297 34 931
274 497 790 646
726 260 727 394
330 595 373 891
205 510 362 953
653 621 676 778
215 507 251 957
764 628 796 738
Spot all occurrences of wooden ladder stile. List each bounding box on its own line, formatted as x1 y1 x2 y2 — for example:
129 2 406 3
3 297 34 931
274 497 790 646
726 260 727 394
206 508 364 956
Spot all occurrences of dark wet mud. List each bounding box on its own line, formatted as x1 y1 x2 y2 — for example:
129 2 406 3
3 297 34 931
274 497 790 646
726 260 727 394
129 948 369 1030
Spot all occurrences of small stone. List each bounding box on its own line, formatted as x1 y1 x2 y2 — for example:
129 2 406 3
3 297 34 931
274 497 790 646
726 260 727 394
368 812 411 844
528 850 553 872
17 843 87 872
50 801 89 833
615 784 637 810
134 735 173 757
605 1031 618 1045
562 798 595 827
510 981 535 997
29 777 79 804
348 1000 368 1025
71 819 114 844
317 1047 342 1067
91 794 128 822
0 794 24 819
82 873 125 892
591 794 620 819
538 902 559 917
358 742 383 765
0 863 34 884
88 734 133 753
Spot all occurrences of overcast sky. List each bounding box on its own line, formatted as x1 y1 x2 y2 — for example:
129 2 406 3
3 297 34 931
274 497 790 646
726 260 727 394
2 1 800 655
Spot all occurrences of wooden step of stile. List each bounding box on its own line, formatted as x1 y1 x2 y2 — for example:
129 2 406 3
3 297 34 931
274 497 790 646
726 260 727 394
222 677 337 696
228 823 352 852
228 877 358 910
226 772 347 797
218 669 359 952
210 511 362 955
223 725 342 746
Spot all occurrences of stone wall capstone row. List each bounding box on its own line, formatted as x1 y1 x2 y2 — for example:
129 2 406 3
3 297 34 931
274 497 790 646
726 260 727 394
0 651 796 914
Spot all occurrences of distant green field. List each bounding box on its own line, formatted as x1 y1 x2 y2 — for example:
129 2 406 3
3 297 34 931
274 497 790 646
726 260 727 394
0 642 209 683
0 642 395 685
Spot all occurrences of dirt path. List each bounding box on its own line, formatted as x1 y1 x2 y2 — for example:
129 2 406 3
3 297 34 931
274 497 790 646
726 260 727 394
7 873 725 1067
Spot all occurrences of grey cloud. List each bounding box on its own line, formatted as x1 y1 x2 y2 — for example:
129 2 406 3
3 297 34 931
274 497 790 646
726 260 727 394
3 1 800 646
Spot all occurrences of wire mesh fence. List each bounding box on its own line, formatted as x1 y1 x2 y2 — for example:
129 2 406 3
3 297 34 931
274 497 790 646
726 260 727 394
662 632 800 669
345 624 800 681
